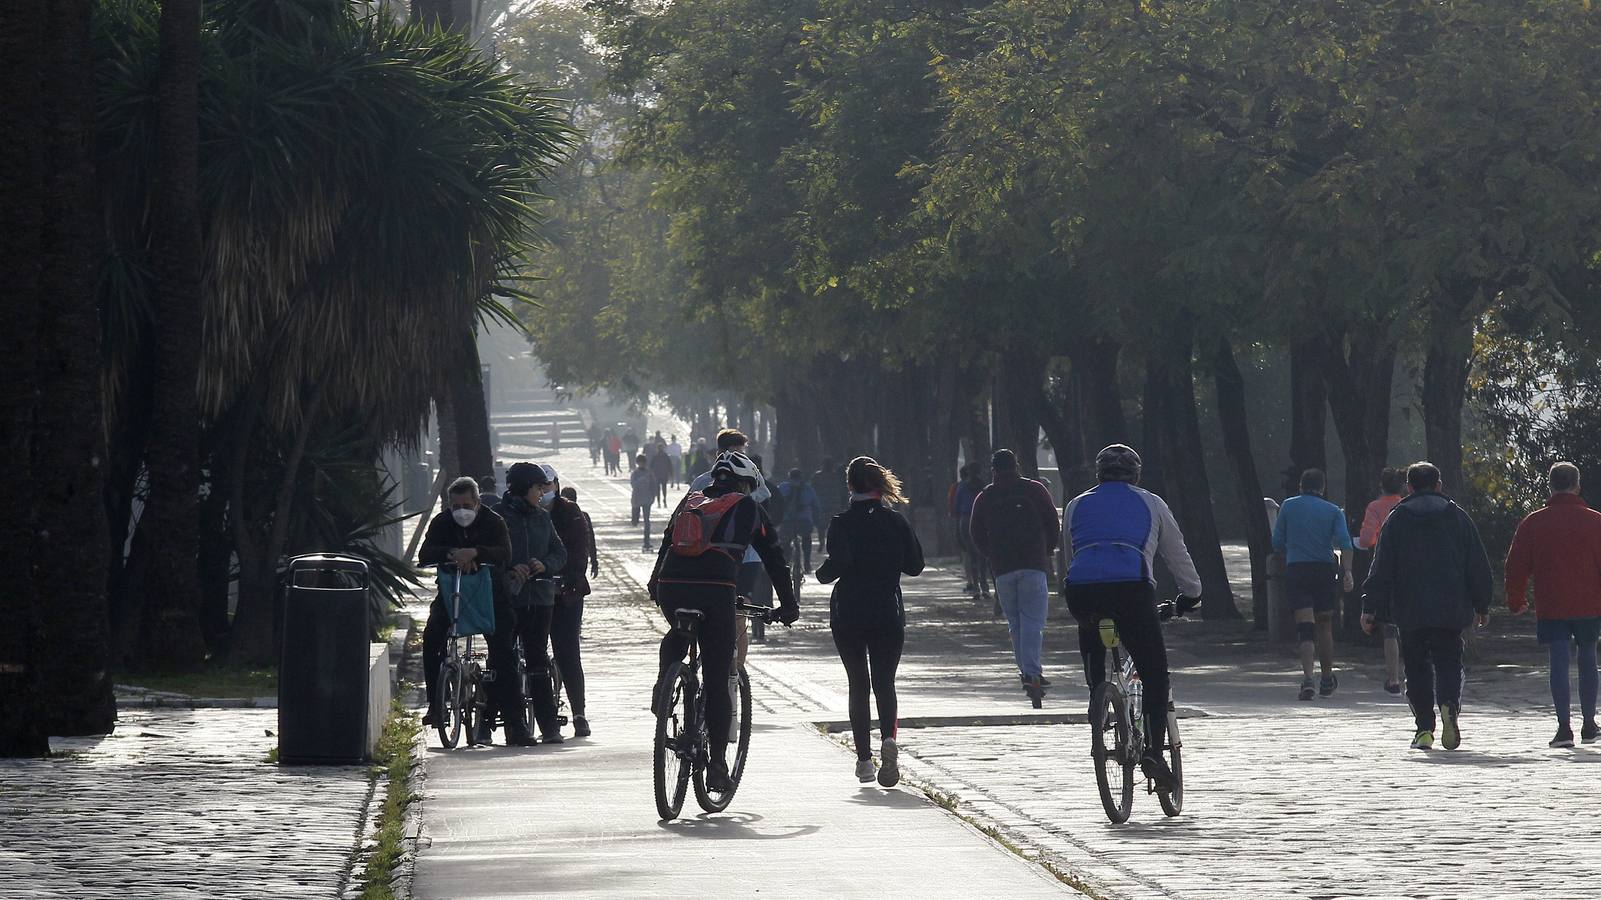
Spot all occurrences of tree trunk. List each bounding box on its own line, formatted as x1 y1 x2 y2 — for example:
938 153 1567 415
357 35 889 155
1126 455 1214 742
996 345 1046 478
1423 304 1475 502
1213 338 1273 628
34 0 117 736
452 335 495 489
1142 318 1240 618
0 0 49 756
138 0 208 671
1067 337 1128 455
1288 337 1329 494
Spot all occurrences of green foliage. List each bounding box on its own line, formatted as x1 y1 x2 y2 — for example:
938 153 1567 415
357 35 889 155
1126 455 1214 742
358 700 420 900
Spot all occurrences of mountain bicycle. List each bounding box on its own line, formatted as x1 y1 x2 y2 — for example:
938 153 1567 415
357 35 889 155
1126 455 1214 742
652 596 775 821
1089 597 1189 823
434 563 496 750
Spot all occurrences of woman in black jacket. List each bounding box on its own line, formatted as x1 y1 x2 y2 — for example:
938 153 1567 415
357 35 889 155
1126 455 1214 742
816 457 924 787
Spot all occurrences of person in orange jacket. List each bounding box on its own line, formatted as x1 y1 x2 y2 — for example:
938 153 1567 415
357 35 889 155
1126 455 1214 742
1358 467 1407 694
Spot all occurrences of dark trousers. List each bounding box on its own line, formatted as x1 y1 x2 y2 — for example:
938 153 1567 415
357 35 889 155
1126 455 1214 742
1067 580 1170 755
423 594 529 738
551 597 586 718
783 523 813 570
832 618 904 760
1401 627 1464 732
657 584 737 761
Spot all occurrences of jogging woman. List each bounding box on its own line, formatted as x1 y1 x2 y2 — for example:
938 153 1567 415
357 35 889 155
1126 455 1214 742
816 457 924 787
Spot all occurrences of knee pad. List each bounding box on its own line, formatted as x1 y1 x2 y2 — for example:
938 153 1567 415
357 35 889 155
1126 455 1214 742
1296 621 1316 644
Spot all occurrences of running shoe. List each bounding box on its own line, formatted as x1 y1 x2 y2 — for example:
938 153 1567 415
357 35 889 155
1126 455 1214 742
1410 730 1434 751
1384 680 1402 695
878 738 901 787
707 758 732 792
855 758 878 784
1019 673 1054 689
1439 702 1460 750
1299 677 1316 701
1583 721 1600 744
1319 673 1338 697
473 720 494 746
1551 725 1575 748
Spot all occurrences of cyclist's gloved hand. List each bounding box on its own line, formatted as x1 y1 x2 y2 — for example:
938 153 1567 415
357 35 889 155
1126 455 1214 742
776 600 800 627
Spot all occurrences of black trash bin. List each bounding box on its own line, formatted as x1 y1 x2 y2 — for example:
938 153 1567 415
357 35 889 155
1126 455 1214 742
278 554 372 765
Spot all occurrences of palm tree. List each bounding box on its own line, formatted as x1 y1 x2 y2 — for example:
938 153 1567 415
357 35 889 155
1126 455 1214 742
94 0 573 664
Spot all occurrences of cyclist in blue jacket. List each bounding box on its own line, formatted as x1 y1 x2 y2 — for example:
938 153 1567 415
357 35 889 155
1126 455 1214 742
1062 444 1201 791
778 468 821 573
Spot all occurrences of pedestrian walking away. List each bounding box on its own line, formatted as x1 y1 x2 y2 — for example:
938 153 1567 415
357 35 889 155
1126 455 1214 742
666 434 683 486
969 448 1060 704
778 468 821 573
545 465 595 738
630 453 657 550
816 457 924 787
1062 443 1200 792
1362 461 1493 751
1358 467 1407 694
650 441 675 506
1504 461 1601 747
1272 468 1355 700
418 477 536 745
649 451 800 793
953 463 991 602
485 463 569 744
562 486 600 583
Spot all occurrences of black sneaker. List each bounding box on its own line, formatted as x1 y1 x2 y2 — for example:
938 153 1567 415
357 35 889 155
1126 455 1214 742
507 731 539 747
1551 725 1575 749
705 758 731 792
473 721 495 746
423 710 438 727
1583 721 1600 744
541 730 565 745
1139 752 1176 793
1319 673 1338 697
574 716 591 738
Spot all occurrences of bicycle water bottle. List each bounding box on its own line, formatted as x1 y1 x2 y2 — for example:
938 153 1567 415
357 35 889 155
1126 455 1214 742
728 673 740 741
1127 668 1143 720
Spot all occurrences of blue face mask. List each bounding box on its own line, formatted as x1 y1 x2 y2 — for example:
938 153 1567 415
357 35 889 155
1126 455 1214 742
537 490 556 509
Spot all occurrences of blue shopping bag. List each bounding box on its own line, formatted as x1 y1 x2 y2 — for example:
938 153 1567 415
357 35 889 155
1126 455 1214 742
437 566 496 636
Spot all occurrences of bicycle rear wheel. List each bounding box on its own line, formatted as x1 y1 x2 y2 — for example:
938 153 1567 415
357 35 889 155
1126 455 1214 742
1090 681 1134 824
653 664 692 821
436 661 463 749
550 660 568 727
694 666 752 812
1157 706 1184 817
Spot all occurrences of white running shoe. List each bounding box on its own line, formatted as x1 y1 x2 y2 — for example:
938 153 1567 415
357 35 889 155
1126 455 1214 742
878 738 901 787
855 758 878 783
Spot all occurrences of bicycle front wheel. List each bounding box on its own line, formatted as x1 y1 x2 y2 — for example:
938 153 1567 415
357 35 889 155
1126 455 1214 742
694 666 752 813
1158 706 1184 817
653 664 692 821
462 670 481 747
436 662 463 749
1090 681 1134 824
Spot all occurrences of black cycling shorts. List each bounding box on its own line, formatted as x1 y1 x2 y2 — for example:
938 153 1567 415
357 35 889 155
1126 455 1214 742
1284 561 1339 613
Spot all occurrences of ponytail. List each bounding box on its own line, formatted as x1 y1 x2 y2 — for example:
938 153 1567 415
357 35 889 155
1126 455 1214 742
846 456 906 506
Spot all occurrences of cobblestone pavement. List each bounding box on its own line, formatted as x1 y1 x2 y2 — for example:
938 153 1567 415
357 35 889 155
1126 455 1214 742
549 448 1596 899
0 707 374 900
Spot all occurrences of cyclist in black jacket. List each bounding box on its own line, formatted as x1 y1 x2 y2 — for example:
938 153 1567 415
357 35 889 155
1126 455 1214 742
649 451 799 791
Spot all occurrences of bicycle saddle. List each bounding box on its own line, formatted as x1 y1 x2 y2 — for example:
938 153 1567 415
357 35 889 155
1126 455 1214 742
671 608 706 621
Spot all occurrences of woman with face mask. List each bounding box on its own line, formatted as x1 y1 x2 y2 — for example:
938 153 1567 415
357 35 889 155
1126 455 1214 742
486 463 570 744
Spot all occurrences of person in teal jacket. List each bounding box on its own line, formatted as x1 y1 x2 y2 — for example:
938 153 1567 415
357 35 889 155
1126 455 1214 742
485 462 568 743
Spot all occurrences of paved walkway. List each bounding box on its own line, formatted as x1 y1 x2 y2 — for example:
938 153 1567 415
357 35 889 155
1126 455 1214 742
417 448 1601 899
0 708 373 900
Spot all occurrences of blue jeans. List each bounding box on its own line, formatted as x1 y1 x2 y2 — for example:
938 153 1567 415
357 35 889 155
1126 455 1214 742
995 569 1049 679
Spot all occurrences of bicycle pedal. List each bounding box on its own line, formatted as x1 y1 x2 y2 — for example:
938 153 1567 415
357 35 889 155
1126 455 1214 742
482 671 496 683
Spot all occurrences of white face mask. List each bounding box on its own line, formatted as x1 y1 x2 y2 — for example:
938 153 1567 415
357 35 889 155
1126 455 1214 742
452 507 478 527
537 490 556 509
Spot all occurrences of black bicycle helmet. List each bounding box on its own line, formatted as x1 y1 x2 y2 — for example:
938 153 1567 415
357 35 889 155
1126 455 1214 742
1095 444 1142 483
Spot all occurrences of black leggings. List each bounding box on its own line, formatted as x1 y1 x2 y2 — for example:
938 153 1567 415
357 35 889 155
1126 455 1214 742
832 618 904 760
657 584 737 761
1066 581 1170 756
550 597 586 718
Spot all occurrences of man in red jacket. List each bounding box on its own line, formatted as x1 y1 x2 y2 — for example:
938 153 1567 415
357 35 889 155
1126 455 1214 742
1505 461 1601 747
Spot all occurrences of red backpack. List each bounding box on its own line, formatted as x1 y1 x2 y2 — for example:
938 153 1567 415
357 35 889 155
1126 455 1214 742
670 492 745 557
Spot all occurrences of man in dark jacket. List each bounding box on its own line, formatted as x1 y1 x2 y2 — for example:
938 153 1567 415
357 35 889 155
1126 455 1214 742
486 463 568 744
544 465 595 737
418 477 535 745
1362 461 1492 752
970 449 1061 700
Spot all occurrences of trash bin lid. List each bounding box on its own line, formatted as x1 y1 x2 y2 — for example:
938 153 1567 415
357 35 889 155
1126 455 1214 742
287 554 369 588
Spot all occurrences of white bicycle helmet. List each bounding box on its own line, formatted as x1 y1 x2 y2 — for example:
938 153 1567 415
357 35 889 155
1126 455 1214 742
710 450 761 488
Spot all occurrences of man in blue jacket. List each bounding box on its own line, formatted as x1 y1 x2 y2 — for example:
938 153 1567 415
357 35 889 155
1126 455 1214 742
1272 468 1355 701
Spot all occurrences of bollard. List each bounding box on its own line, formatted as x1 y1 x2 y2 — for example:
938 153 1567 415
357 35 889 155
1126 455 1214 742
1264 552 1295 643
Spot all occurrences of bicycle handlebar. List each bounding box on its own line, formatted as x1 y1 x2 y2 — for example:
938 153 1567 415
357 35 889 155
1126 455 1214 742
735 596 775 624
1159 595 1202 622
